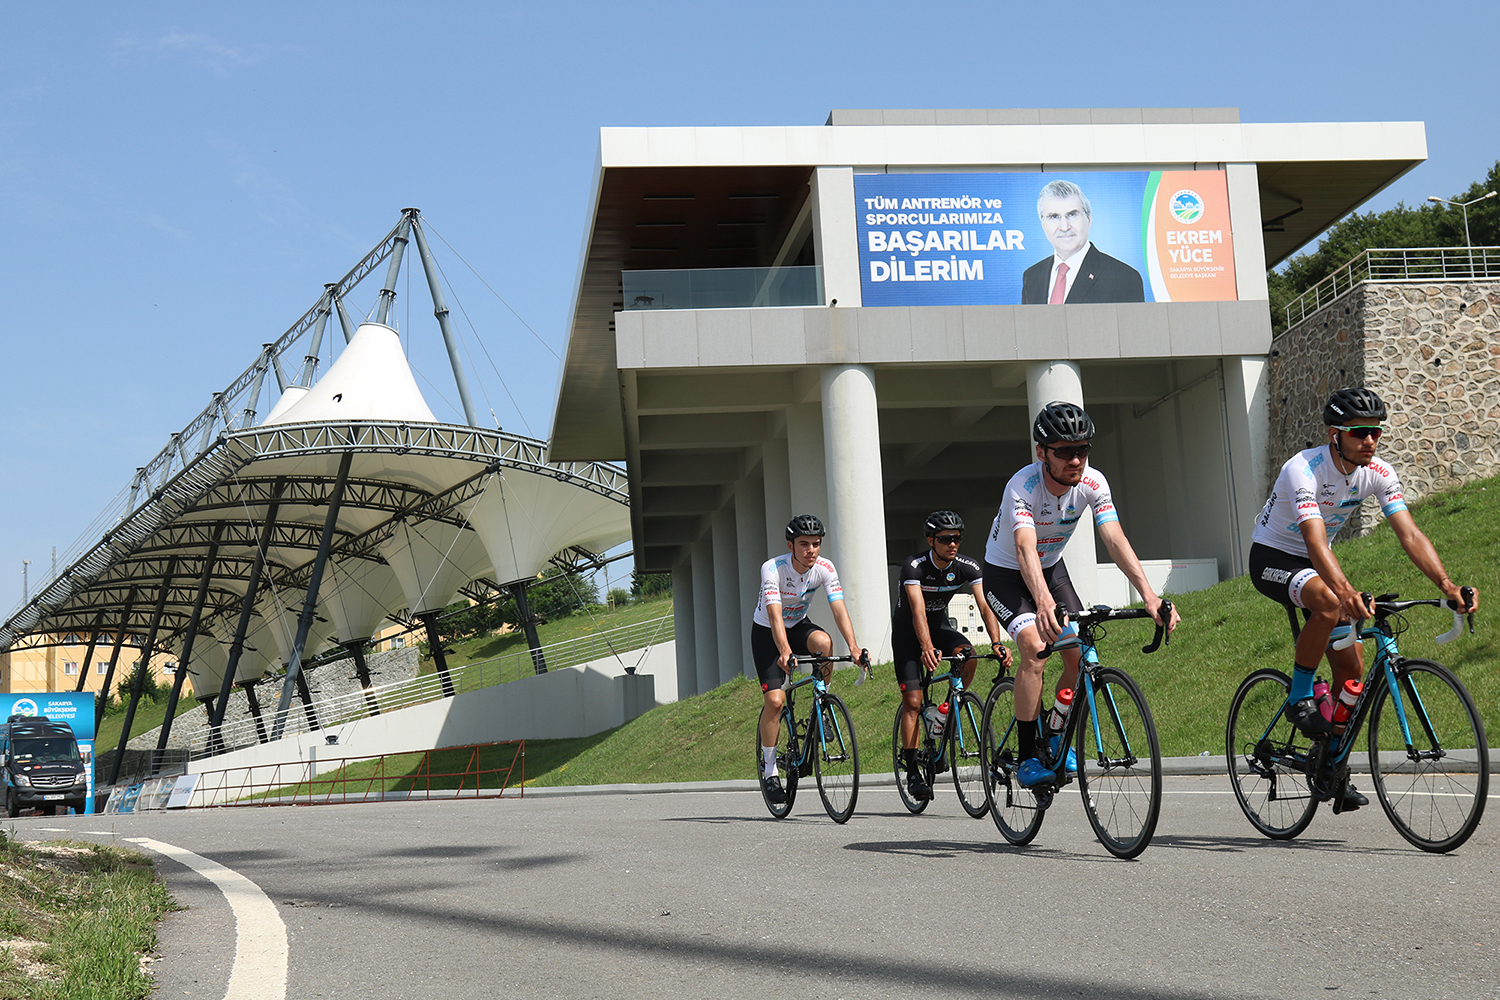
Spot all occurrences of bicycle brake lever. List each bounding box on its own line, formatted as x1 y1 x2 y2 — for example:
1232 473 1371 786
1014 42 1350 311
1139 599 1171 654
1331 594 1372 651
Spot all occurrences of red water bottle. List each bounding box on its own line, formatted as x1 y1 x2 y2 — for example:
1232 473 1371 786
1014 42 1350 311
1047 689 1074 732
1332 680 1363 726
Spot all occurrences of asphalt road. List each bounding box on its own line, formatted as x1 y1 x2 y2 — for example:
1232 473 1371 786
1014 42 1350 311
17 776 1500 1000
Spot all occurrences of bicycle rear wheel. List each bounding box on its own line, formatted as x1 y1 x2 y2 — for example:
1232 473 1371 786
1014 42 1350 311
755 706 798 819
1368 659 1489 853
892 704 933 814
814 693 860 823
982 677 1045 845
1226 668 1318 840
949 690 989 818
1076 668 1161 859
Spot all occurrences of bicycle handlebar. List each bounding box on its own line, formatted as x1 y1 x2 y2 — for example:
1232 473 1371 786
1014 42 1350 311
1036 601 1172 660
1335 587 1477 649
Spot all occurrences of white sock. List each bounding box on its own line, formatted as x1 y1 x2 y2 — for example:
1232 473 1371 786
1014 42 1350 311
762 745 778 778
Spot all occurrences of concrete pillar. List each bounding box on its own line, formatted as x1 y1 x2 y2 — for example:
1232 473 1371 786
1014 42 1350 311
1026 360 1098 606
690 534 717 694
712 501 743 686
786 402 829 521
762 437 793 554
810 167 862 307
820 364 891 662
672 557 697 700
1222 356 1270 576
735 473 767 680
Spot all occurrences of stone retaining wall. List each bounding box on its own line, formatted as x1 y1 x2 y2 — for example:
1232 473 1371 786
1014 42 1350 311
1267 279 1500 536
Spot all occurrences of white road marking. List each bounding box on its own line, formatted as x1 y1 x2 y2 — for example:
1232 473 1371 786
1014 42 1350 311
127 837 288 1000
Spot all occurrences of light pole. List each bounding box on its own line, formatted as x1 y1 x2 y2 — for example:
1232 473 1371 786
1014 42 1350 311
22 560 30 602
1427 190 1498 247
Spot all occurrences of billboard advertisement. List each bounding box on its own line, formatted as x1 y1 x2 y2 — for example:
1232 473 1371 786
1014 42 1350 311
854 170 1237 307
1 692 97 814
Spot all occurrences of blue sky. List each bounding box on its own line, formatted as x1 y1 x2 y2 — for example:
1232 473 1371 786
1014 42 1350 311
2 0 1496 616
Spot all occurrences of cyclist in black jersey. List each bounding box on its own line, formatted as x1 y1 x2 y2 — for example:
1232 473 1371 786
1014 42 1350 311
893 511 1010 800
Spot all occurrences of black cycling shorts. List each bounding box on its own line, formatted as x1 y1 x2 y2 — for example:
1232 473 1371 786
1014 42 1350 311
1249 542 1320 610
751 619 829 690
982 561 1082 641
891 622 973 691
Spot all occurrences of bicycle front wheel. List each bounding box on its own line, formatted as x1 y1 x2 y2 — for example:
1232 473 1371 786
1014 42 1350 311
814 693 860 823
755 706 798 819
1226 668 1318 840
1368 659 1489 853
949 690 990 818
982 677 1045 845
1076 668 1161 859
892 704 933 814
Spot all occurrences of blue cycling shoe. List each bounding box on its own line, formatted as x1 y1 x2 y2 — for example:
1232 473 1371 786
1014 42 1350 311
1015 757 1054 788
1048 734 1078 776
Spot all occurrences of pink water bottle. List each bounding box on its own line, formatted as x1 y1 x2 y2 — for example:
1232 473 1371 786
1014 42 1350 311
1313 679 1333 723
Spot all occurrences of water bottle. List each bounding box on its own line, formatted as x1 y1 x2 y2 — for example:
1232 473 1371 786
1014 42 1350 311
1312 679 1333 723
1047 688 1075 733
925 702 949 739
1332 679 1363 726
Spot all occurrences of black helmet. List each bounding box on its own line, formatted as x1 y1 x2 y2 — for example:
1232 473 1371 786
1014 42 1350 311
1032 401 1095 444
1324 387 1387 425
785 514 826 541
924 510 964 535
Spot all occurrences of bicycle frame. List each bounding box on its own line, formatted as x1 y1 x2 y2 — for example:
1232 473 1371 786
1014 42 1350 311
781 669 838 771
1271 603 1462 778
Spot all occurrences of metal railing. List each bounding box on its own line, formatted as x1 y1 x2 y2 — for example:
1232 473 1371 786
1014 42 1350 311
1284 246 1500 327
185 741 525 808
173 612 675 761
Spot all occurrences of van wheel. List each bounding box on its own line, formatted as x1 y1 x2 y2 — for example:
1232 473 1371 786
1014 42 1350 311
6 791 18 819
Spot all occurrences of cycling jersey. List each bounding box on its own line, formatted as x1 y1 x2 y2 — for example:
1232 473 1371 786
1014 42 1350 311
892 551 983 626
985 461 1119 570
753 553 844 628
1251 446 1408 557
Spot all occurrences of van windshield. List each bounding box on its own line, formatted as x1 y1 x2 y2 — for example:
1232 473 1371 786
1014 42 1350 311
12 737 82 765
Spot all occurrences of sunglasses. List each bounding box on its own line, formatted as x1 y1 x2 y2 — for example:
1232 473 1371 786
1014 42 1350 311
1047 444 1092 461
932 534 962 545
1339 426 1383 440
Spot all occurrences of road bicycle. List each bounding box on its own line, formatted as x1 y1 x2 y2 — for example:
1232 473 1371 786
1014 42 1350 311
756 654 861 823
1227 591 1487 853
982 603 1170 859
892 651 1005 818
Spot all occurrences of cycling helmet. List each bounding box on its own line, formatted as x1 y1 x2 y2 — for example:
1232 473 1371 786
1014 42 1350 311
924 510 964 535
1323 387 1387 425
1032 401 1095 444
785 514 826 541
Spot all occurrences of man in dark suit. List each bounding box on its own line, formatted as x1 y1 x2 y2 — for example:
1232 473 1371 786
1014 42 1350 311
1021 180 1145 304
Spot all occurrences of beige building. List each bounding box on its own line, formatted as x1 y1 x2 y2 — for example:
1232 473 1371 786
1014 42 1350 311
1 634 188 699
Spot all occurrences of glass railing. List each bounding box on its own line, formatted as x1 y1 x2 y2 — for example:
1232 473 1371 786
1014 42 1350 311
622 266 823 310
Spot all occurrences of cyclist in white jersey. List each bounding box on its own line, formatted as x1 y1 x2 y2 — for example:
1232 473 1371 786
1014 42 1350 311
983 402 1178 788
752 514 869 804
1249 388 1478 784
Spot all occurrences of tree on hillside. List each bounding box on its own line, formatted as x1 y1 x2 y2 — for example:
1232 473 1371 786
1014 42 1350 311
1268 160 1500 334
631 570 671 600
441 566 602 640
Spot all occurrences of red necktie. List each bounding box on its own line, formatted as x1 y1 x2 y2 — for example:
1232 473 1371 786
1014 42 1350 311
1049 262 1069 304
